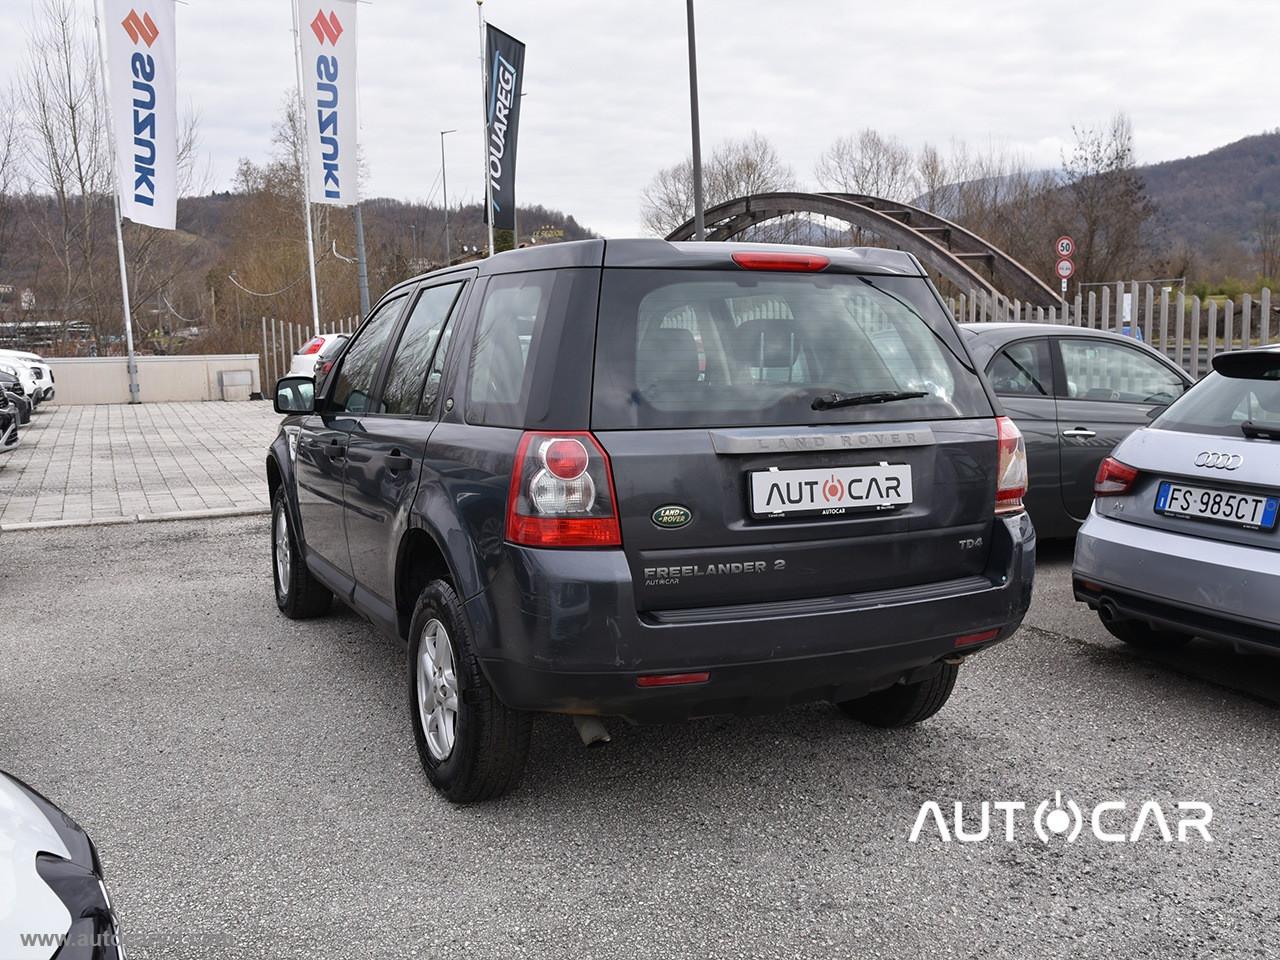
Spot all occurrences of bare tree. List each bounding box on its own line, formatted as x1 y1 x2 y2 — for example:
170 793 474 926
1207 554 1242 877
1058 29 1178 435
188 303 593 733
814 130 917 200
1256 206 1280 282
640 132 795 237
1061 113 1154 285
18 0 111 347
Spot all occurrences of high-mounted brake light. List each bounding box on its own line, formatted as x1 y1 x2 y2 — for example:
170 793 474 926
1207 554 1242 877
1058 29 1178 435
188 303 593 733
636 672 710 688
506 431 622 548
995 416 1028 516
1094 457 1139 496
731 251 830 273
300 336 325 356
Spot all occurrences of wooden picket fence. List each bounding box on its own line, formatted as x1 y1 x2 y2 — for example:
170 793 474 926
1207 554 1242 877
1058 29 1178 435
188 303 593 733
258 315 361 388
948 283 1277 378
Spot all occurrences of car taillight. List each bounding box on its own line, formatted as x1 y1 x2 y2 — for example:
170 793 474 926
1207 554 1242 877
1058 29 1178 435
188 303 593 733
731 251 830 272
506 432 622 548
300 336 325 356
1094 457 1139 496
995 416 1028 516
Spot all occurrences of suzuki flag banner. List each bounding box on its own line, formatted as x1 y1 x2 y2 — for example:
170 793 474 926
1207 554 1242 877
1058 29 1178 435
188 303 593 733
102 0 177 229
485 24 525 231
298 0 359 206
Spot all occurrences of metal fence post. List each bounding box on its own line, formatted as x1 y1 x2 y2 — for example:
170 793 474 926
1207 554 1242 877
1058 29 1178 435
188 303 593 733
1158 287 1169 356
1207 300 1219 367
1223 299 1235 354
260 316 268 390
1143 285 1154 343
1242 294 1253 348
1262 289 1273 346
1175 292 1186 369
1190 297 1202 378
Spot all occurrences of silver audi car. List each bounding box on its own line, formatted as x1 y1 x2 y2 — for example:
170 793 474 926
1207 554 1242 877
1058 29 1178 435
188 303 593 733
1074 347 1280 652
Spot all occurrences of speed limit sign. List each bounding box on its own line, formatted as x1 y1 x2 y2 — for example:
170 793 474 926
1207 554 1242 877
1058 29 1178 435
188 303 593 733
1055 257 1076 280
1056 236 1075 258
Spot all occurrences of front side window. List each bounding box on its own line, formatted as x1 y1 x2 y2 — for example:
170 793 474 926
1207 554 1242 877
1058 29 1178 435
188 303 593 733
592 270 991 429
1059 339 1185 404
377 282 464 416
988 340 1051 397
330 295 407 414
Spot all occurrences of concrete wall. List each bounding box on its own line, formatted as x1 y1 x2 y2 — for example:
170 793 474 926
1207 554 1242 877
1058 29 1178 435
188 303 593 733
45 355 262 405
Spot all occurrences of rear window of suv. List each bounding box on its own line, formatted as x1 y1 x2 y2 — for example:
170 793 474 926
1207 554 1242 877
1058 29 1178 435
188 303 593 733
591 269 992 429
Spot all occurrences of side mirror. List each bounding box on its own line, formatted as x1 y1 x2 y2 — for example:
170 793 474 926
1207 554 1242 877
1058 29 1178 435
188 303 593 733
274 376 316 414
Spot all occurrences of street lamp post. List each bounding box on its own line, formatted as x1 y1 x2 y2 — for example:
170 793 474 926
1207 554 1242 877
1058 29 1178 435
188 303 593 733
686 0 706 241
441 128 457 263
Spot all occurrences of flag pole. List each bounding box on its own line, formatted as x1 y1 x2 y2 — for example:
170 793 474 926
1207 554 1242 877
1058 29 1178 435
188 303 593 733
291 0 323 336
93 0 141 402
478 0 495 257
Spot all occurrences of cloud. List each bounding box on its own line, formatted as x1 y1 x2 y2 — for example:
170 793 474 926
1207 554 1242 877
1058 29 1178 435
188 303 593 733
0 0 1274 237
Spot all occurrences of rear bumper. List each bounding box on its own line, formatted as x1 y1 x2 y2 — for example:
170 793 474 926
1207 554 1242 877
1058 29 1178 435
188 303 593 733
470 514 1036 722
1073 511 1280 651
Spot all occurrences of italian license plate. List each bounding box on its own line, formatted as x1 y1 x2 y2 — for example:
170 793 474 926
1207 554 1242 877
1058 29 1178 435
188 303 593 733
750 463 913 518
1154 480 1280 531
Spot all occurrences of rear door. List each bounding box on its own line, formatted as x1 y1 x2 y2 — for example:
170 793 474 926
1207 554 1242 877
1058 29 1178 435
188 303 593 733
1053 336 1189 521
590 266 1000 612
984 338 1062 533
295 293 407 581
343 277 471 620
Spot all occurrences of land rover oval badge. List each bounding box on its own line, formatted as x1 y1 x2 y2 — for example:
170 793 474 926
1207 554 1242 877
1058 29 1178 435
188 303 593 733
651 505 693 529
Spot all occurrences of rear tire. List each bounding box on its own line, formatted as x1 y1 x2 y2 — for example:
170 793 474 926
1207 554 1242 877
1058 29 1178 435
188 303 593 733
408 580 531 803
271 487 332 619
837 662 960 728
1102 617 1192 649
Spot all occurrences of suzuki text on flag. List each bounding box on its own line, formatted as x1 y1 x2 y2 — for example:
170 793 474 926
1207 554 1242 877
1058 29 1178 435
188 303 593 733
102 0 177 230
298 1 358 207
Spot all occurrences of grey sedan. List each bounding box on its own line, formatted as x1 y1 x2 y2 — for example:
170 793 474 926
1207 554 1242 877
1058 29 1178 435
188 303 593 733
1074 347 1280 652
961 323 1193 538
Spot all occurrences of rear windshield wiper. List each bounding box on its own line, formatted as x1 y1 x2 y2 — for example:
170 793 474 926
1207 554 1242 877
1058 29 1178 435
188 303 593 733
811 390 928 411
1240 420 1280 441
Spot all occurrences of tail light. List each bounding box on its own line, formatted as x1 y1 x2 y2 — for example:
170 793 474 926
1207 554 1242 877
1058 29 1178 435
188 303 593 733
506 432 621 547
299 336 325 356
1094 457 1139 496
995 416 1028 516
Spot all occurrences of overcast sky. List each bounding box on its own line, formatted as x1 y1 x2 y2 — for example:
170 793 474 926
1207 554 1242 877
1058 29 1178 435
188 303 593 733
1 0 1275 236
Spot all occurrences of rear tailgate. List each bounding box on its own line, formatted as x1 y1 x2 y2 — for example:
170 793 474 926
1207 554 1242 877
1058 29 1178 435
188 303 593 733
599 420 998 611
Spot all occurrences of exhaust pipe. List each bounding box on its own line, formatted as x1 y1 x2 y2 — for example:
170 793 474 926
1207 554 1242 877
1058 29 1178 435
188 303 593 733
572 715 611 748
1098 597 1120 625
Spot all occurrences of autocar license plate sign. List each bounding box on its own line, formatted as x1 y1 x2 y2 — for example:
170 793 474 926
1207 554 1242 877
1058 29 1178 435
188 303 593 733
1154 480 1279 531
750 464 912 518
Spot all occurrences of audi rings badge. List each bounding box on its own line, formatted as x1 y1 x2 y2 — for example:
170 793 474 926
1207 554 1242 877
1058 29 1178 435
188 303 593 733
1194 451 1244 470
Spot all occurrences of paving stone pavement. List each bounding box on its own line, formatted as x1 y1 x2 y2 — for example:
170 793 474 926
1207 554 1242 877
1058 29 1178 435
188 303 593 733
0 402 283 529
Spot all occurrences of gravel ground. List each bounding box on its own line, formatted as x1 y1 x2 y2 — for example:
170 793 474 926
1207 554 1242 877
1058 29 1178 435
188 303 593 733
3 519 1278 959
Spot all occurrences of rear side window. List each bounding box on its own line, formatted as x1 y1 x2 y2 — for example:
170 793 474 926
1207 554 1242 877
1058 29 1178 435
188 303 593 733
591 269 991 429
988 340 1051 397
466 269 599 428
330 295 407 414
377 282 464 415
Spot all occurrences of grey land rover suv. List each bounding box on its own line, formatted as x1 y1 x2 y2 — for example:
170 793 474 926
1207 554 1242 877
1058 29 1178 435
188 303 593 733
267 239 1036 803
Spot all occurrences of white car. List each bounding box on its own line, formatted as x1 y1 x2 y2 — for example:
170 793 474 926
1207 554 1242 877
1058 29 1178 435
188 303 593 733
0 350 54 402
287 332 349 378
0 771 124 959
0 359 40 408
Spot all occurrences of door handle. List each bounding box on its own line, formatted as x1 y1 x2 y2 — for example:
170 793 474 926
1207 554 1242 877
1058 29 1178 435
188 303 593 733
385 452 413 472
1061 427 1097 439
323 441 346 459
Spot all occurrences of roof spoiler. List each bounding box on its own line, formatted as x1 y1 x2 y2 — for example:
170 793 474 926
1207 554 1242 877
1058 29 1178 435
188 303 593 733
1211 349 1280 379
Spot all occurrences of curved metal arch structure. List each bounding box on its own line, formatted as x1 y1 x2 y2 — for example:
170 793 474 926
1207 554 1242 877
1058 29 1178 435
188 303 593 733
666 191 1062 308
